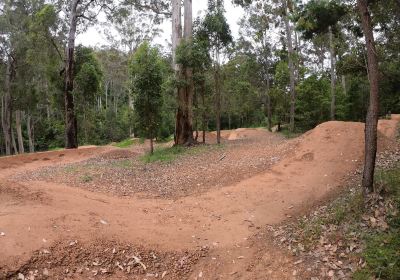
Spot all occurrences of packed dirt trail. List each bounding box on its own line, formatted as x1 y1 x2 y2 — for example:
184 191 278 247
0 117 399 279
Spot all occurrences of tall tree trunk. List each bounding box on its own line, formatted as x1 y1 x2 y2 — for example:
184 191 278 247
215 57 221 144
2 56 14 155
266 92 272 131
171 0 182 71
15 110 24 154
358 0 380 194
105 81 109 110
64 0 79 149
201 81 207 144
150 138 154 154
283 0 296 132
27 114 34 153
294 31 300 82
264 64 272 131
329 26 336 120
174 0 194 145
11 128 18 155
342 75 347 96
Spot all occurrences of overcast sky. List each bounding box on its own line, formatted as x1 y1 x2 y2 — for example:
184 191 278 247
76 1 244 48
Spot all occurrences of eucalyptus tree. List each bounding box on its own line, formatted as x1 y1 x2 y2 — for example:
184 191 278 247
63 0 112 149
198 0 232 144
237 0 299 132
171 0 196 145
129 42 163 154
73 46 103 143
176 22 213 143
104 8 161 54
0 0 58 154
281 0 297 132
62 0 170 149
0 0 21 155
238 1 275 130
357 0 380 194
297 0 347 120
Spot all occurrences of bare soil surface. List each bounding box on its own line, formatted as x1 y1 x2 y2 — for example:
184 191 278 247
14 129 291 199
0 118 398 280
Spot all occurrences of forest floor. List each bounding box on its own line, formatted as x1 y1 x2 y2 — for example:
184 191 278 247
0 116 399 280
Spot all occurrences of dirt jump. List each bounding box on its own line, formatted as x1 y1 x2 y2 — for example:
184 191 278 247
0 116 399 280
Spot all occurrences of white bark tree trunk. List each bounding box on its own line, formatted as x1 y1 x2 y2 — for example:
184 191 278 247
329 26 336 120
27 114 34 153
15 110 24 154
171 0 182 71
342 75 347 95
11 128 18 155
2 56 13 155
174 0 194 145
283 0 296 132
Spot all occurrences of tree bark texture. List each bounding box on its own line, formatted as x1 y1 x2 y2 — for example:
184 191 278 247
15 110 24 154
2 56 14 155
201 81 207 144
27 114 34 153
329 26 336 120
357 0 380 194
171 0 182 72
264 64 272 131
215 59 221 144
64 0 79 149
11 128 18 155
174 0 194 145
342 75 347 96
283 0 296 132
150 138 154 154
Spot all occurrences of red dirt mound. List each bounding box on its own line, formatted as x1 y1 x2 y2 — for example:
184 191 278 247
0 146 108 171
226 128 273 141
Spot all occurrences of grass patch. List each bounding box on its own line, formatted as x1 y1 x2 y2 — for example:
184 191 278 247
48 146 64 151
140 146 189 163
63 165 78 173
80 174 93 183
330 191 365 225
110 159 134 169
157 135 174 143
113 138 143 148
355 166 400 280
140 144 220 163
279 127 302 139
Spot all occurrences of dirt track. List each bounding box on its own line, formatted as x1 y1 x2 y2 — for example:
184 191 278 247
0 117 398 279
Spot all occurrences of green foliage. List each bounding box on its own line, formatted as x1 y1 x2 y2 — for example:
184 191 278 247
74 46 103 103
355 167 400 279
113 138 139 148
140 146 187 163
198 0 233 54
297 0 348 39
140 145 212 163
34 118 65 151
296 75 331 130
223 54 265 128
129 42 163 140
1 0 399 156
176 39 211 70
80 174 93 183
